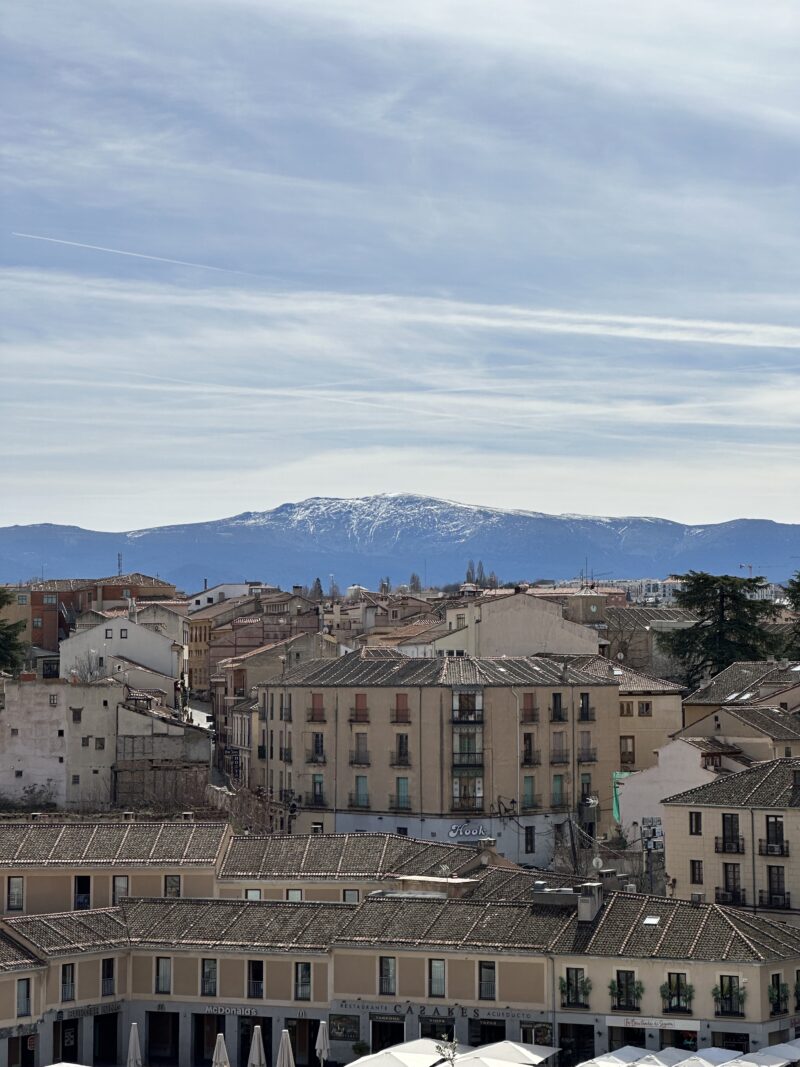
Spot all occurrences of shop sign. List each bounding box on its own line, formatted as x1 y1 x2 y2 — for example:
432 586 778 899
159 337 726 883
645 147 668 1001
205 1006 257 1016
0 1024 38 1040
66 1001 122 1019
336 1001 532 1021
605 1016 700 1032
448 824 489 839
329 1015 360 1042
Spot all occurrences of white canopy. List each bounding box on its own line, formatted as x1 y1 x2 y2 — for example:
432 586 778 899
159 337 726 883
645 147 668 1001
733 1055 791 1067
353 1037 468 1067
592 1049 650 1067
457 1043 560 1066
751 1048 800 1064
668 1052 739 1067
634 1051 692 1067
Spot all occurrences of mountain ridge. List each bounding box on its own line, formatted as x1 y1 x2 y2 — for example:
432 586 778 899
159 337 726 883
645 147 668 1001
1 494 798 590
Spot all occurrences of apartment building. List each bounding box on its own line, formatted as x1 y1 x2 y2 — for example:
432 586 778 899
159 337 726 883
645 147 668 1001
604 607 697 681
59 617 183 683
254 649 623 864
663 758 800 922
2 886 800 1067
683 661 800 729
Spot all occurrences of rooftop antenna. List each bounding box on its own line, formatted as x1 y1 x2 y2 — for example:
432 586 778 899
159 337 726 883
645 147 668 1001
117 552 123 577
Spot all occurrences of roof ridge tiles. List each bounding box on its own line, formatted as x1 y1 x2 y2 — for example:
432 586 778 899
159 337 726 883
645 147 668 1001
711 903 765 960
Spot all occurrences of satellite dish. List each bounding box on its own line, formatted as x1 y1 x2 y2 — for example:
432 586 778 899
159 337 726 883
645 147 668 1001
616 652 625 661
592 856 603 870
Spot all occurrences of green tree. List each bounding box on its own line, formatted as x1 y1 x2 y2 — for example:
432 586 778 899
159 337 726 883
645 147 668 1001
409 572 422 594
0 588 26 671
465 560 475 584
476 560 486 587
784 570 800 656
659 571 781 687
310 577 324 601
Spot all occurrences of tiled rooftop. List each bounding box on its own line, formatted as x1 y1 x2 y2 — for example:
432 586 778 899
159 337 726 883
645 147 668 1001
219 833 481 881
546 654 684 694
277 649 618 688
604 606 698 627
0 822 228 868
5 908 130 956
715 705 800 741
0 931 43 972
663 757 800 808
686 661 800 705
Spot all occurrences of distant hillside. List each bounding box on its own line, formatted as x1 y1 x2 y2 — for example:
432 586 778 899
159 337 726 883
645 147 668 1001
1 494 798 590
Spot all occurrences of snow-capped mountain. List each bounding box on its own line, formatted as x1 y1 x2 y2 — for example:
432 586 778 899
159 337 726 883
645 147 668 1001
1 493 798 589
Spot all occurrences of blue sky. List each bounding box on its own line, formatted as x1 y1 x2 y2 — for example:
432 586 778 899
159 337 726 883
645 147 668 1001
2 1 800 530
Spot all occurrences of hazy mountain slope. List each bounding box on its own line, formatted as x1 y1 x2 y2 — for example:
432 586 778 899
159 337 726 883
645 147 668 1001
0 494 797 590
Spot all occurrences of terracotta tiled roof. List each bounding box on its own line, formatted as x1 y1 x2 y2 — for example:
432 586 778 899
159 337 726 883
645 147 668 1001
686 661 800 705
219 833 479 881
663 757 800 807
547 654 685 694
0 822 227 868
0 931 43 972
5 908 130 956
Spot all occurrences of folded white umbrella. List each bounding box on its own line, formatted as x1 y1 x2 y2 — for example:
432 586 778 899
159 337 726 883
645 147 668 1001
277 1030 297 1067
316 1022 331 1066
127 1023 143 1067
248 1026 268 1067
212 1033 231 1067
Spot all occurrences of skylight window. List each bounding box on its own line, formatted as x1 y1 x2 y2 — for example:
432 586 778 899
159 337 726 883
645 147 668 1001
643 915 660 926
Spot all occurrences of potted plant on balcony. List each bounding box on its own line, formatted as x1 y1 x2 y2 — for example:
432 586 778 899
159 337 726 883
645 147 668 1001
768 983 789 1013
608 979 618 1004
634 979 645 1004
579 976 592 1004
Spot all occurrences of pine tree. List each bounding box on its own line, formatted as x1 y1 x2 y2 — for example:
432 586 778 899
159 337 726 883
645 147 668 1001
310 577 324 601
465 560 475 584
409 572 422 594
379 577 392 594
783 571 800 656
476 560 486 587
0 588 26 671
658 571 781 687
487 571 499 589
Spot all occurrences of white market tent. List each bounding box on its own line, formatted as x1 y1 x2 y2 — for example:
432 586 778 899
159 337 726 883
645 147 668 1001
456 1042 560 1067
634 1051 693 1067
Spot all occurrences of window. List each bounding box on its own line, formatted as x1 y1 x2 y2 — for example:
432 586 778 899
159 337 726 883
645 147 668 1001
82 736 90 748
58 729 64 737
550 692 566 721
637 700 652 717
120 628 128 638
14 770 22 778
524 826 536 854
122 589 131 598
343 889 359 903
164 875 181 898
72 708 82 724
663 972 690 1013
49 694 58 706
17 594 27 605
620 736 635 765
294 961 311 1000
95 737 105 750
379 956 396 995
479 961 496 1000
286 889 303 902
43 594 57 605
32 617 42 628
61 962 75 1002
74 875 90 909
102 957 115 997
7 877 23 912
311 822 324 834
155 957 171 994
112 875 129 905
11 729 19 738
716 974 742 1016
456 613 466 629
563 966 587 1007
16 978 30 1017
522 775 536 809
689 811 702 835
105 628 113 639
248 960 264 999
690 860 703 885
245 889 262 901
202 958 217 996
614 969 639 1009
428 958 445 998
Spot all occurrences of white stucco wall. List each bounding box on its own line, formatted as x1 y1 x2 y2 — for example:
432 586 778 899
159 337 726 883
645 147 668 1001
60 618 180 680
617 739 717 838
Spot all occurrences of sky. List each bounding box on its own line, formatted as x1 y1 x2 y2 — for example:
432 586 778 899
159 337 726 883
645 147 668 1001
2 0 800 531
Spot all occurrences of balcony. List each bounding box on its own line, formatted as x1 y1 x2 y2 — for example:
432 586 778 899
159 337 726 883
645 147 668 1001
348 792 370 809
16 998 30 1018
578 707 596 722
620 752 636 765
379 977 396 995
389 750 411 767
61 983 75 1003
560 996 589 1010
759 839 790 856
759 890 791 909
549 708 568 723
279 788 294 804
294 983 311 1001
248 980 264 999
550 750 570 765
279 746 293 763
349 708 370 723
391 709 411 724
715 887 747 905
306 749 326 764
202 980 217 997
611 997 641 1013
770 992 789 1016
389 794 412 811
577 748 597 763
451 712 483 724
661 999 692 1016
479 980 496 1000
714 997 745 1018
350 749 371 766
306 708 326 723
155 979 171 995
257 744 267 760
280 708 292 722
102 978 115 997
550 795 569 811
453 751 484 767
715 836 745 854
74 894 91 910
521 707 539 724
520 794 542 811
521 750 541 767
452 796 484 812
304 791 327 808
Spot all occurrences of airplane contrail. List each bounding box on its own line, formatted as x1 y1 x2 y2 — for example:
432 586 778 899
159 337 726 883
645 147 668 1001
11 232 265 277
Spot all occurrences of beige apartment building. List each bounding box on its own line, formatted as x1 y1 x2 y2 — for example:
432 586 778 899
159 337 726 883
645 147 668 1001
2 885 800 1067
663 758 800 921
254 650 624 865
683 661 800 730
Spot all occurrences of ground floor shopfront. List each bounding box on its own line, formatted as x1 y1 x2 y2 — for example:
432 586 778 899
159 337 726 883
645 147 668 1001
1 1000 799 1067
